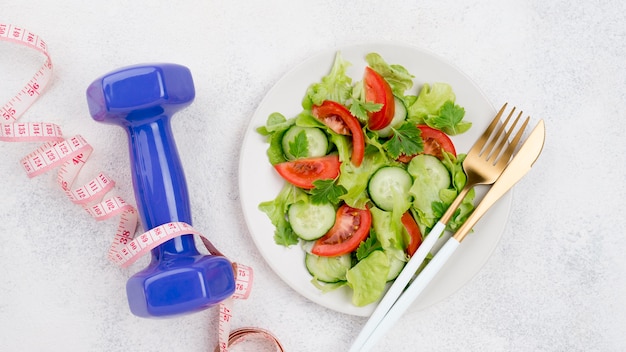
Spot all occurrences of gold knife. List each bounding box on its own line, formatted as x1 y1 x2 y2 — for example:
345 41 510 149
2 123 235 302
352 119 546 352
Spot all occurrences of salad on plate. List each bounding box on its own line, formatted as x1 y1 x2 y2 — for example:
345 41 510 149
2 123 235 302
256 52 475 307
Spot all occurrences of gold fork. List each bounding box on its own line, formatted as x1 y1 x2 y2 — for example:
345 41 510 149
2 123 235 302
348 103 530 352
438 102 530 226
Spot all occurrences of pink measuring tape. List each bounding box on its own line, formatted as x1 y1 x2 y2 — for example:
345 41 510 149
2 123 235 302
1 23 283 352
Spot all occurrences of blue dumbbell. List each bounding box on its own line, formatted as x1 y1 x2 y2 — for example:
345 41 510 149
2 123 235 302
86 63 236 317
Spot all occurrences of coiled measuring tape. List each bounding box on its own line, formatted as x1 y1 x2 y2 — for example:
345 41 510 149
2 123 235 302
1 23 283 352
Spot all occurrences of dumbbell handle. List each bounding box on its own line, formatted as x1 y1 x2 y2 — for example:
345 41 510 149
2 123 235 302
126 115 199 259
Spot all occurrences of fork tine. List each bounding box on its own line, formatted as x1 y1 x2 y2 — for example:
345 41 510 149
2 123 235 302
480 106 516 159
467 102 508 156
486 109 522 163
493 114 530 168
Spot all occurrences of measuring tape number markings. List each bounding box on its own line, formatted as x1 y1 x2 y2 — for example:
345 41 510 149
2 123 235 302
0 23 283 352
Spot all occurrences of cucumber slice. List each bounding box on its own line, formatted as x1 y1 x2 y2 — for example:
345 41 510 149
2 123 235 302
408 154 451 225
282 126 329 160
377 96 407 138
305 252 352 283
407 154 450 190
384 248 407 281
386 255 406 281
288 201 336 240
368 166 413 211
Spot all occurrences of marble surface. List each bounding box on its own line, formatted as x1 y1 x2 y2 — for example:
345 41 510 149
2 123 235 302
1 1 625 351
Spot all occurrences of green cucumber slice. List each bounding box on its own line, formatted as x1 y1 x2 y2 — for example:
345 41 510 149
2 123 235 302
305 252 352 283
282 126 329 160
288 201 336 240
377 96 407 138
368 166 413 211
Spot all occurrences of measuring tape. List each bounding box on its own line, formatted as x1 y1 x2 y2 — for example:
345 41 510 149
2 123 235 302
1 23 283 352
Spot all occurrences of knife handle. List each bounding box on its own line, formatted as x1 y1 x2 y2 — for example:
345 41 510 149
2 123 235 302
359 237 461 352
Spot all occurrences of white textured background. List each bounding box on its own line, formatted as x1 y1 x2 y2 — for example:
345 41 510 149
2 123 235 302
1 1 625 351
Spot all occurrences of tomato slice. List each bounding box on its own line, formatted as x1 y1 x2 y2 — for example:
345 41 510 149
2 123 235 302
398 125 457 162
311 102 350 135
274 154 340 189
312 100 365 167
401 211 422 257
419 125 456 157
363 66 395 131
311 204 372 257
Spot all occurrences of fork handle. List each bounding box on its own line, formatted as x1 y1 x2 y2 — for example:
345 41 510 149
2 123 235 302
358 237 461 352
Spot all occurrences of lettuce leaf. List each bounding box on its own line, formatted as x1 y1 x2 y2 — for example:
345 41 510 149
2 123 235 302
406 82 455 123
256 112 294 135
441 152 466 192
337 149 388 209
407 155 451 229
302 51 353 109
365 52 415 97
406 84 471 135
439 152 476 231
257 112 295 165
370 207 405 250
259 184 308 246
346 250 389 306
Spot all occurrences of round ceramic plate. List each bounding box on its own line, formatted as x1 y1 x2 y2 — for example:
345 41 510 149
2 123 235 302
238 43 512 317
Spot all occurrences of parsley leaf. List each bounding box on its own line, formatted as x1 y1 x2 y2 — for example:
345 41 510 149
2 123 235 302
427 101 472 135
355 230 382 261
383 122 423 159
350 99 382 123
288 130 309 158
310 179 347 205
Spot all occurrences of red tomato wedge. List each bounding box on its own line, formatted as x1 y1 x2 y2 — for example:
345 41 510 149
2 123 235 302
311 204 372 257
274 155 340 189
401 211 423 257
312 100 365 167
311 102 350 135
363 66 395 131
398 125 457 162
419 125 456 157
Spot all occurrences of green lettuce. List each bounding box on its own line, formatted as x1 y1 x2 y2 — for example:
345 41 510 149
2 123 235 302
256 112 294 135
406 82 456 123
406 83 471 135
346 250 389 306
439 152 476 231
258 184 308 246
365 52 415 97
407 155 451 229
337 149 388 209
370 207 405 250
294 110 325 128
257 112 295 165
408 152 476 233
302 51 353 109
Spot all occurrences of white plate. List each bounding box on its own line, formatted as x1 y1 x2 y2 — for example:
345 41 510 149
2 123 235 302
238 43 512 317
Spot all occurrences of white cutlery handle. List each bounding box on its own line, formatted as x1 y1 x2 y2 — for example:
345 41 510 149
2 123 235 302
348 221 446 352
359 237 461 352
